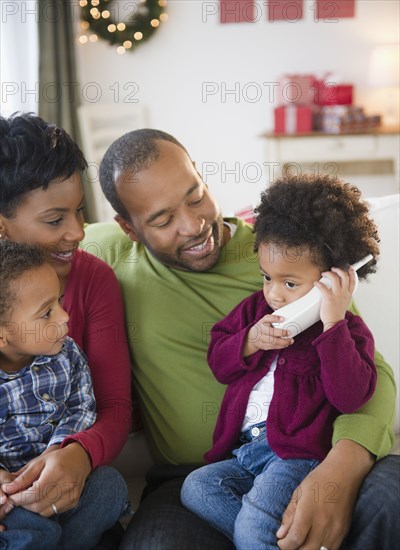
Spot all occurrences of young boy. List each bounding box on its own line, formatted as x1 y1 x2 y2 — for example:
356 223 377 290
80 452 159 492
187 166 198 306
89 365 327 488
0 240 128 550
181 174 379 549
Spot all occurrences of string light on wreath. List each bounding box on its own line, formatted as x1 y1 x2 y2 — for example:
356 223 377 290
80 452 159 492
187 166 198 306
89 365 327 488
79 0 168 54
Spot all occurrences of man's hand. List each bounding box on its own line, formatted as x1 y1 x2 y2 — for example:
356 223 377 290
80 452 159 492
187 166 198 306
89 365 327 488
2 443 92 518
276 439 374 549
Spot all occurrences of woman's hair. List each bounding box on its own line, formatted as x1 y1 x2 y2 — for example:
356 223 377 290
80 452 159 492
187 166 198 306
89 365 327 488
99 128 188 220
0 240 46 319
254 174 380 280
0 112 87 218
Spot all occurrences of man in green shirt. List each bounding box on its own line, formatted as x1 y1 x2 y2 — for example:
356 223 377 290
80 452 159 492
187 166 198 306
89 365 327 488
82 129 398 550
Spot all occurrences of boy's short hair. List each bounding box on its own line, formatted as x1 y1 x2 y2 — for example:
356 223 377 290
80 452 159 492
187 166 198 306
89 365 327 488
0 112 87 218
254 174 380 280
0 240 46 319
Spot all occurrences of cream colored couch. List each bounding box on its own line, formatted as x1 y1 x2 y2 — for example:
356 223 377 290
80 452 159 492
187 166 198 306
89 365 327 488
355 194 399 451
113 194 400 505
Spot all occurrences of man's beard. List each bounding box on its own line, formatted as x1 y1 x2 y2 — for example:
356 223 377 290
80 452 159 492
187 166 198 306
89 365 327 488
140 213 225 272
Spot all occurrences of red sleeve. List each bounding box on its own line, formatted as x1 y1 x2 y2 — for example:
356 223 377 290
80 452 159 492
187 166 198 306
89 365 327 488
60 250 132 468
313 314 377 413
207 291 268 384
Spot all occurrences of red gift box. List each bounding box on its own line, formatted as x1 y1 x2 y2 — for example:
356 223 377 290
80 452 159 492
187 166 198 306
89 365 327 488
277 74 316 105
314 82 353 105
274 105 314 134
235 205 255 224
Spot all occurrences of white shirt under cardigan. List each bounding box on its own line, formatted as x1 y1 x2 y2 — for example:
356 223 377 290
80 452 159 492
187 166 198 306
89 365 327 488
241 356 278 432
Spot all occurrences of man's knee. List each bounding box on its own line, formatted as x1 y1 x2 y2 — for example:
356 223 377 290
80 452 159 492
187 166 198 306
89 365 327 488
358 455 400 505
341 455 400 550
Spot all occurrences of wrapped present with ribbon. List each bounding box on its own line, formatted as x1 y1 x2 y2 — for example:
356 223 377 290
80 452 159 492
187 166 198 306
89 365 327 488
277 74 317 105
274 105 315 134
315 82 353 105
234 205 255 224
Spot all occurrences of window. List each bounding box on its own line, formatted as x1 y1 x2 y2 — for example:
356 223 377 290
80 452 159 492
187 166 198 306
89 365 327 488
0 1 38 116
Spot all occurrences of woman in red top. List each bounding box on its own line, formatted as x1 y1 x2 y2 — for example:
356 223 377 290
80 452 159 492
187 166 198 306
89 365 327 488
0 113 132 522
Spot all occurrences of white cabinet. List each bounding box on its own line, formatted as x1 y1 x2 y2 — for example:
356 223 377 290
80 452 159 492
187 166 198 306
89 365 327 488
262 128 400 197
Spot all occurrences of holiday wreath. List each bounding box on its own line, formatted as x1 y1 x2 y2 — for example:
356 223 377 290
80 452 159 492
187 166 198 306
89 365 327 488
80 0 168 53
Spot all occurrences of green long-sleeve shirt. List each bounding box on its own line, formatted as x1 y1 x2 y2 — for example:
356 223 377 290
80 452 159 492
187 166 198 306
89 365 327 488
82 218 395 463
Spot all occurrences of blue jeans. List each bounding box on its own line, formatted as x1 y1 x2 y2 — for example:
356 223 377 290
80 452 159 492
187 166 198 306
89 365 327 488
181 426 319 550
0 466 130 550
119 454 400 550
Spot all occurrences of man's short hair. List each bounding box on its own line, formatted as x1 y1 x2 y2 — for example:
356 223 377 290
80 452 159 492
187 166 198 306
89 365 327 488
99 128 188 220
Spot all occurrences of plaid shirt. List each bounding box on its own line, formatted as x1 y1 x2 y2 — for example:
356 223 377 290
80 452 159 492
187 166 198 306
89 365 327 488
0 337 96 472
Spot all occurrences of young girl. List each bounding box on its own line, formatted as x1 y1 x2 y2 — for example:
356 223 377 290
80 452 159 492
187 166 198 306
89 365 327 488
181 174 379 550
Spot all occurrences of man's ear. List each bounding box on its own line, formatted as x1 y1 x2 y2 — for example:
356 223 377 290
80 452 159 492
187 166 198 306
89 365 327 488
115 215 140 242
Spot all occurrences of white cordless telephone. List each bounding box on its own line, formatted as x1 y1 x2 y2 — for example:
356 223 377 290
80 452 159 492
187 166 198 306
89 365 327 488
271 255 373 338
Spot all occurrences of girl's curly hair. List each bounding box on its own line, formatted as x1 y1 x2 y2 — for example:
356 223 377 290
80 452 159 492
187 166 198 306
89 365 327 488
254 174 380 280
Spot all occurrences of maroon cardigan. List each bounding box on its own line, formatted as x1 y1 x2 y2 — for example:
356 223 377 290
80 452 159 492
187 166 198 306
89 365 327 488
205 290 376 463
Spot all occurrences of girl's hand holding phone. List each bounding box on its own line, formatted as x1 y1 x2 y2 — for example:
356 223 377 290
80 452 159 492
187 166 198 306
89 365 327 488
243 315 294 357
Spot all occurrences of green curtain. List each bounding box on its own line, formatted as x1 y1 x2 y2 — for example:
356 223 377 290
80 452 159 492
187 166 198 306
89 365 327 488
38 0 96 221
38 0 78 135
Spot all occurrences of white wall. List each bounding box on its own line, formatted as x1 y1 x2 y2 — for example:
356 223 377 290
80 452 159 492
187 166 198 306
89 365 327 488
76 0 399 216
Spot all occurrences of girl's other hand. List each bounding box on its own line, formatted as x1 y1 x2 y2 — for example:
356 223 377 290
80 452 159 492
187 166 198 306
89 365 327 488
243 314 294 357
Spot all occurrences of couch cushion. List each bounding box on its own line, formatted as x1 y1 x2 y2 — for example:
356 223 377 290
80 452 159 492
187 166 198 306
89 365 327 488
356 194 399 448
